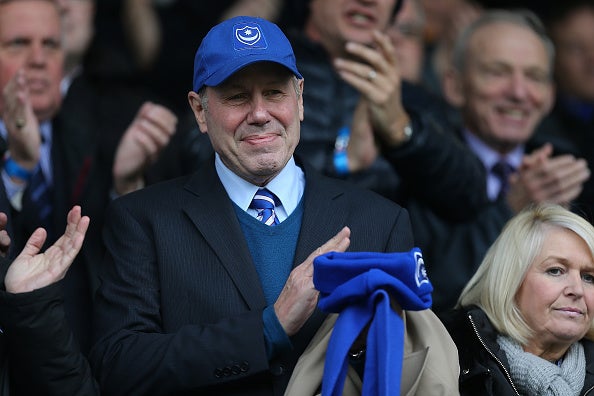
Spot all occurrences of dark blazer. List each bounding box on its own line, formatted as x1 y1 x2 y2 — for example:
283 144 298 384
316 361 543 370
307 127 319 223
89 158 415 396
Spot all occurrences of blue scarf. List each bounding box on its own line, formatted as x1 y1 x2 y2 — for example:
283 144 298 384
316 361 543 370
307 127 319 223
314 248 433 396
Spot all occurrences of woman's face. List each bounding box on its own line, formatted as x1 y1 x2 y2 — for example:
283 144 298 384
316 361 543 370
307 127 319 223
516 227 594 357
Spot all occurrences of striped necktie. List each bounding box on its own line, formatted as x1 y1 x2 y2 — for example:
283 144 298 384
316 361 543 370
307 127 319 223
249 188 280 226
27 167 54 241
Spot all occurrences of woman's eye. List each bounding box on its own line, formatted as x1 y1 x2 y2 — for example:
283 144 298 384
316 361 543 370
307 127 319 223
546 267 563 276
582 273 594 284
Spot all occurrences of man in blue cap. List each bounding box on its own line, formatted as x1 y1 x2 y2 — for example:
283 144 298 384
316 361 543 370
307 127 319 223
89 16 455 395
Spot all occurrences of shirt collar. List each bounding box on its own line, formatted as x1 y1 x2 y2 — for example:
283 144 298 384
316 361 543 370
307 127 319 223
214 153 305 218
463 128 523 171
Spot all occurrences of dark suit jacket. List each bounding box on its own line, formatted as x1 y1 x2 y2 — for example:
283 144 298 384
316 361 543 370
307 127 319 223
89 158 415 396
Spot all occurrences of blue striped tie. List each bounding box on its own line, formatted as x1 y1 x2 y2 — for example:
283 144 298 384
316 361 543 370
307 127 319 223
28 167 54 240
249 188 280 226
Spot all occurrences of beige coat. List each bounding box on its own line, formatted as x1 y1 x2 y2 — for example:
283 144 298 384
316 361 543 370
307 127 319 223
284 310 460 396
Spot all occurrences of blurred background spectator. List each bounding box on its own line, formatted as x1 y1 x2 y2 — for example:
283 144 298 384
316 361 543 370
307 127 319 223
529 0 594 222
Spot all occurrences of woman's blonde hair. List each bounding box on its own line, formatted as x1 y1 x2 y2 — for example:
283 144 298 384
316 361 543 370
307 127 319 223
458 203 594 344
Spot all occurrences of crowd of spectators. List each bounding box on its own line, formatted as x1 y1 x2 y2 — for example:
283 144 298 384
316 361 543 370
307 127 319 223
1 0 594 394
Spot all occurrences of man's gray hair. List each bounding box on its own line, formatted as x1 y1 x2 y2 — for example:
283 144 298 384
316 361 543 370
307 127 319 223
451 9 555 76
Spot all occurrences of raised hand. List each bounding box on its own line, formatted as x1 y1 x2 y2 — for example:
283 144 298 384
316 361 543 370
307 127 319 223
4 206 89 294
507 143 590 212
274 226 351 336
2 69 41 171
112 101 178 195
333 30 412 172
0 212 10 258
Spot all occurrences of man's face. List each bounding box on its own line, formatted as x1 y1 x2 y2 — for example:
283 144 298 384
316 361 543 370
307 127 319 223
307 0 397 57
387 0 425 83
189 63 304 186
0 0 63 121
459 22 553 153
551 7 594 103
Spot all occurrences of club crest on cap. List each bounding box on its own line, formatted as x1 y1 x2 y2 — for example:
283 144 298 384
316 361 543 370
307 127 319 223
413 250 429 288
234 23 268 50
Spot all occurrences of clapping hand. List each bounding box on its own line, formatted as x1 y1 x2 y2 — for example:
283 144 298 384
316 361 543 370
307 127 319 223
4 206 89 294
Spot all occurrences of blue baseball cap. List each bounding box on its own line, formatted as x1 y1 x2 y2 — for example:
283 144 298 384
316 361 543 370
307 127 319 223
192 16 302 92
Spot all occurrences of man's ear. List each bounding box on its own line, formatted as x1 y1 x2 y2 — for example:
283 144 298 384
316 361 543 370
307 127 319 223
543 81 555 115
297 79 304 122
442 68 465 108
188 91 208 133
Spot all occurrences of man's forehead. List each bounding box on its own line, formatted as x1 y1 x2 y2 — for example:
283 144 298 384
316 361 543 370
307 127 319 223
0 0 61 24
0 2 61 36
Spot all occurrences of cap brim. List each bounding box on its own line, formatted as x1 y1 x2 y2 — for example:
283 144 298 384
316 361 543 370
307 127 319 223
202 56 302 88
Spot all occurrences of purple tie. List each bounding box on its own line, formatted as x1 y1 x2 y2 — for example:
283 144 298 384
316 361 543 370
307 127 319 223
26 167 54 240
492 161 515 200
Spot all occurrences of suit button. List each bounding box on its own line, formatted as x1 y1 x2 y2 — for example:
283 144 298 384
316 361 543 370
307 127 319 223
214 368 223 378
223 367 232 377
240 361 249 372
231 365 241 375
270 364 285 376
462 369 470 375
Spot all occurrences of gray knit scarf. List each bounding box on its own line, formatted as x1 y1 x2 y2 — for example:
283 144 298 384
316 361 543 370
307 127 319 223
497 335 585 396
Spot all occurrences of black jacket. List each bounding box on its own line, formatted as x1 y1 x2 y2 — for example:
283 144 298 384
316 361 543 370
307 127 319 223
0 259 99 396
440 306 594 396
407 194 515 314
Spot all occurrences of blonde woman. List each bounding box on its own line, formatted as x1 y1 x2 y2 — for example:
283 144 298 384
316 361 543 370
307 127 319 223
441 203 594 395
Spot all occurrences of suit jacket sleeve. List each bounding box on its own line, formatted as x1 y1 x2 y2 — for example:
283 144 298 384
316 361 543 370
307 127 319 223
382 109 488 222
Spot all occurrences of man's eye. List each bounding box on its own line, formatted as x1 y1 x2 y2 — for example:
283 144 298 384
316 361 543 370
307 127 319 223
265 90 286 99
43 39 61 50
7 39 28 48
227 93 248 101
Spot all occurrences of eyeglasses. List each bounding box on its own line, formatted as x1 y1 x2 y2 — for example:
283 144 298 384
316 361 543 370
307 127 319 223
390 22 425 40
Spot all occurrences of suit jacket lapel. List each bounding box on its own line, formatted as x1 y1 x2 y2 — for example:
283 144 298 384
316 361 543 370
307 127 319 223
293 161 349 266
182 161 267 310
179 159 350 313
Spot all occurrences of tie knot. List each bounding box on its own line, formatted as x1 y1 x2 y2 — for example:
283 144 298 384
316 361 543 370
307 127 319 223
250 189 280 226
250 189 278 209
491 161 514 178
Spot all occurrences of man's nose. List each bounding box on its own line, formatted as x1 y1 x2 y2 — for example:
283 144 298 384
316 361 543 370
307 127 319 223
508 73 529 100
246 96 271 124
28 43 48 67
